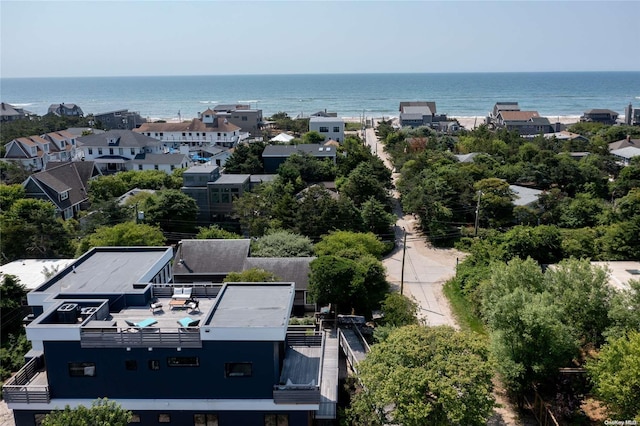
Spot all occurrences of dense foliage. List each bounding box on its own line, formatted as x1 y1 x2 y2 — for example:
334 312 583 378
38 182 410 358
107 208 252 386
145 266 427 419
347 325 495 426
250 230 314 257
42 398 132 426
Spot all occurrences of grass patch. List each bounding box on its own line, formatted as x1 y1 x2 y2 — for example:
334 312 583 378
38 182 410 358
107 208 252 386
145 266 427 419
443 278 487 336
345 122 363 131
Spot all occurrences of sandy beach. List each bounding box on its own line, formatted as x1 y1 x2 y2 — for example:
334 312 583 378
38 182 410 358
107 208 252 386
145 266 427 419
342 115 581 130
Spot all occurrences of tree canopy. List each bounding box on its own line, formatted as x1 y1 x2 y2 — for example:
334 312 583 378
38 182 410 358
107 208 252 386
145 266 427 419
77 221 166 254
347 325 495 426
250 230 314 257
42 398 132 426
224 268 278 283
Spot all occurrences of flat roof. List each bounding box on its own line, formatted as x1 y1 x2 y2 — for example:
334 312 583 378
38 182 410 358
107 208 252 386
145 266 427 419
212 174 250 185
0 259 75 290
592 261 640 291
33 247 172 295
203 282 294 341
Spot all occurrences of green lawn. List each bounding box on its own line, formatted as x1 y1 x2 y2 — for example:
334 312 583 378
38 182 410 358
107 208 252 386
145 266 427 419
443 278 487 336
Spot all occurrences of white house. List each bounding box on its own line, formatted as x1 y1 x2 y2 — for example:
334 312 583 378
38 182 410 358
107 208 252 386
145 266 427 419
131 153 191 173
135 110 248 150
309 117 344 143
76 130 166 173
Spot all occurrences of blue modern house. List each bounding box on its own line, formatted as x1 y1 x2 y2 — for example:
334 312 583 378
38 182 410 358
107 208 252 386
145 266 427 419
4 246 338 426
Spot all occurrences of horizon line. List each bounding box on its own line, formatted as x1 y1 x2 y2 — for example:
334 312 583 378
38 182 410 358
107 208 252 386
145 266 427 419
2 70 640 80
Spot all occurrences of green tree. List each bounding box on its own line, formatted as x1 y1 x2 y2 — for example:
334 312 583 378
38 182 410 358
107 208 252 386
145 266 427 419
606 280 640 340
380 292 420 327
0 198 74 261
224 268 278 282
545 258 613 346
360 197 396 237
314 231 386 260
277 153 336 186
42 398 132 426
474 178 515 229
586 331 640 421
1 274 28 340
309 254 388 316
302 130 325 144
340 162 390 207
77 222 166 254
0 183 25 211
251 230 314 257
143 189 198 233
223 142 266 174
195 225 242 239
482 259 578 395
347 325 495 426
0 161 30 185
500 225 563 264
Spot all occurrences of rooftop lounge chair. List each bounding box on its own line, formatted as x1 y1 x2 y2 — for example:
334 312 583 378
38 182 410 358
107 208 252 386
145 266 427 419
125 318 158 329
177 317 200 328
172 287 192 300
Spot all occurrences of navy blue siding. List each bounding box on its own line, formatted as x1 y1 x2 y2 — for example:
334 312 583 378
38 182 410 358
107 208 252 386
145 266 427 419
44 340 280 399
14 409 311 426
263 158 286 174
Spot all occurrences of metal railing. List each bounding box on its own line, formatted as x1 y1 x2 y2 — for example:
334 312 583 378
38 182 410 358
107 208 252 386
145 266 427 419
338 328 362 375
80 327 202 348
2 356 50 404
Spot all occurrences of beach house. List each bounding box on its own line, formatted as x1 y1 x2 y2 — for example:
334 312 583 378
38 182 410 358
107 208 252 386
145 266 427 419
47 103 84 117
135 110 248 149
22 161 101 220
580 109 619 125
4 246 338 426
309 117 344 143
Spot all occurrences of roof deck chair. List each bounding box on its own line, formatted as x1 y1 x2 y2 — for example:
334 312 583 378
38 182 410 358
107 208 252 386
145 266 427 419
150 301 163 313
172 287 192 300
177 317 200 329
187 299 200 313
126 318 158 330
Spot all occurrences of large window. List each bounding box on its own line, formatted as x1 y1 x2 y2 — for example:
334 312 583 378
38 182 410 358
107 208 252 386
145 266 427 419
68 362 96 377
167 356 199 367
194 414 219 426
264 414 289 426
319 126 329 133
333 126 340 132
225 362 252 377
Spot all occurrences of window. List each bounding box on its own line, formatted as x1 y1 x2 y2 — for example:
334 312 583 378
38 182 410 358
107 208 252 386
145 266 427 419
194 414 219 426
333 126 340 132
158 413 171 423
149 360 160 370
242 116 248 121
154 165 159 170
160 132 164 137
130 414 141 423
264 414 288 426
68 362 96 377
189 133 192 136
88 148 93 155
98 148 103 155
225 362 252 377
138 165 143 171
170 165 175 171
131 148 136 155
119 148 123 155
125 360 137 371
109 148 114 155
167 356 199 367
319 126 329 133
182 133 186 137
60 191 69 201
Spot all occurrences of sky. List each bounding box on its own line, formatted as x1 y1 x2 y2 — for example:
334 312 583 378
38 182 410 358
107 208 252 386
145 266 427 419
1 1 639 78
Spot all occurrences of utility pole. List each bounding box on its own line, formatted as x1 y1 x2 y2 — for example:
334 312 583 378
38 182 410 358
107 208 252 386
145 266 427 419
400 227 407 295
474 190 482 237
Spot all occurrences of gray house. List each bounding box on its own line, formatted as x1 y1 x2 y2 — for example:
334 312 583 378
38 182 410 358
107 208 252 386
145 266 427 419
172 239 315 313
399 101 447 128
181 165 250 222
0 102 27 122
262 144 337 174
94 109 147 130
48 103 83 117
580 109 619 125
212 104 263 137
23 161 101 220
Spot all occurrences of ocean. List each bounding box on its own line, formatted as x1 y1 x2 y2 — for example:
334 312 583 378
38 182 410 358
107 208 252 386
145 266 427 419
1 72 639 121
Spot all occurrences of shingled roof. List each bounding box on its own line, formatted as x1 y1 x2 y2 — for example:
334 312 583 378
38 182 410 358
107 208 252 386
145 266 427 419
77 130 162 147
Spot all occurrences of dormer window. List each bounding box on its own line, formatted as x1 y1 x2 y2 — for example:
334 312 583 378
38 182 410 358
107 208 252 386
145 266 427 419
60 190 69 201
108 137 119 145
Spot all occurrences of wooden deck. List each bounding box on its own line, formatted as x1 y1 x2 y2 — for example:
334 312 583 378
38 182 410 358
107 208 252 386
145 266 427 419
317 329 339 419
279 346 321 385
